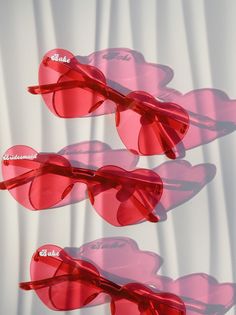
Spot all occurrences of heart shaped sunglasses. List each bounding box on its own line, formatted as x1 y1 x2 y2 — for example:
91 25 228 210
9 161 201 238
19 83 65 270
28 48 190 159
0 145 203 226
20 244 186 314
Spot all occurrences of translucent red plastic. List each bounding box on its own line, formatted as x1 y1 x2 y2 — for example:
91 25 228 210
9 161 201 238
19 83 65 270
19 244 186 314
28 48 190 158
0 145 163 226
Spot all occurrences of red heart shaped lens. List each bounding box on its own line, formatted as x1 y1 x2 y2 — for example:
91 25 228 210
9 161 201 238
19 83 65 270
2 145 73 210
30 245 102 311
116 91 189 156
2 145 40 210
91 166 163 226
29 154 73 210
39 49 107 118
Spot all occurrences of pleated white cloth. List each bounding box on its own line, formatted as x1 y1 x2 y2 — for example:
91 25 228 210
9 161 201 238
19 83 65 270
0 0 235 314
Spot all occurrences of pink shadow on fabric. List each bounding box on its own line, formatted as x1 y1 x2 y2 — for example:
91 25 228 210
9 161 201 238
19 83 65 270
78 48 236 157
151 274 236 315
65 237 236 315
153 160 216 221
164 89 236 156
77 47 175 100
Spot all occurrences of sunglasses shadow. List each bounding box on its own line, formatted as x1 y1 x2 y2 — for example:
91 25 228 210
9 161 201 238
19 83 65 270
152 160 216 221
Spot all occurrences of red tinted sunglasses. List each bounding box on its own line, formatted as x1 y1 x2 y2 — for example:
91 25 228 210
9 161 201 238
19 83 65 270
0 145 163 226
20 244 186 314
0 145 203 226
28 48 190 159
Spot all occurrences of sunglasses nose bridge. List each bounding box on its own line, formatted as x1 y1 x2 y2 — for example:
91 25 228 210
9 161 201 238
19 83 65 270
106 86 125 105
70 167 96 183
124 95 158 116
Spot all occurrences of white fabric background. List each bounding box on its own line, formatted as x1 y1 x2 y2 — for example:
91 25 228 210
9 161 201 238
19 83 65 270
0 0 235 314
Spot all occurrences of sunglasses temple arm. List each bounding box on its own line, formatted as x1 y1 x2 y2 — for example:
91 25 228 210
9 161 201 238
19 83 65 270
28 80 110 97
0 181 7 190
143 98 234 132
0 169 43 190
19 274 82 291
176 295 226 314
28 78 125 103
0 163 62 190
19 272 126 301
1 159 96 190
184 109 236 131
0 159 47 190
28 81 84 95
149 290 224 315
162 178 201 191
